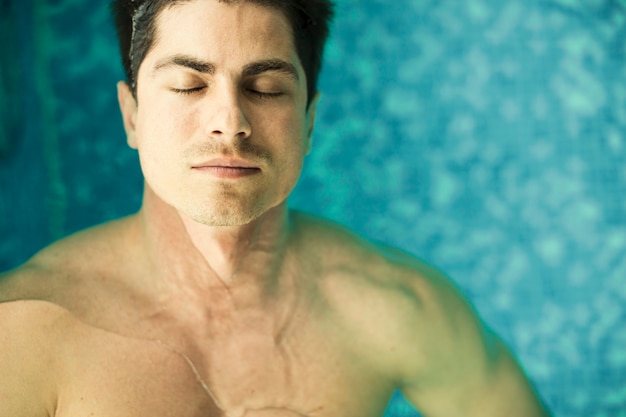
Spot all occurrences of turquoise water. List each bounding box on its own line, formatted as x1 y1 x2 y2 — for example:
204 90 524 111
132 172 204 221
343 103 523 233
1 1 625 416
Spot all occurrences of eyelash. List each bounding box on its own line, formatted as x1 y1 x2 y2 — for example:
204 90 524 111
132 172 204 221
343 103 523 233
171 87 282 99
172 87 205 95
250 90 283 99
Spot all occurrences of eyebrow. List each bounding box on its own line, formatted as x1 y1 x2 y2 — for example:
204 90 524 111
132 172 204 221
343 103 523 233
242 59 299 80
153 55 215 74
152 54 298 80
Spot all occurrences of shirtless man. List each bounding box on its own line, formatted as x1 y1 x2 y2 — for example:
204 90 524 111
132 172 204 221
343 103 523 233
0 1 551 416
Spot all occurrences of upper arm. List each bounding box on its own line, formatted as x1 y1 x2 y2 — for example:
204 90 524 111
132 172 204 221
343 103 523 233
0 301 62 417
394 264 550 417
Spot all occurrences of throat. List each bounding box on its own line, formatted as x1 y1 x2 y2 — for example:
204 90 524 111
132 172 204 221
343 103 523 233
180 209 293 288
138 186 293 289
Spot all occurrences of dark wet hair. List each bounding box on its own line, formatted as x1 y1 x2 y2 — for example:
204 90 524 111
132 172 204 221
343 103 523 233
111 0 334 107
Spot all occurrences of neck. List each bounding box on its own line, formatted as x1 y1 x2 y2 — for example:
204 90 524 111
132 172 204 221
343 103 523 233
135 185 292 291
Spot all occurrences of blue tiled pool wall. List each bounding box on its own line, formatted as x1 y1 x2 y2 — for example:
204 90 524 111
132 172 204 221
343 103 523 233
1 1 625 416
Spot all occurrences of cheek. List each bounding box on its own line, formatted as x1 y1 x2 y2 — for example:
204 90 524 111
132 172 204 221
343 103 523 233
135 102 196 150
262 110 309 151
136 82 198 138
133 113 179 181
271 113 309 186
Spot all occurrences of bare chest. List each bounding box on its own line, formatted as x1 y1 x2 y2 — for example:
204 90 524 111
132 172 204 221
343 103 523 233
55 312 393 417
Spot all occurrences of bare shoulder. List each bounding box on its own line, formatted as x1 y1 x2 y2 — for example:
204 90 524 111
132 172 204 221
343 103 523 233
292 213 549 416
0 299 75 337
292 211 471 356
0 300 74 417
292 210 463 300
0 216 136 304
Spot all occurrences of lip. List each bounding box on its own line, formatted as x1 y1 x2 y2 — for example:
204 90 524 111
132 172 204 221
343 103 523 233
191 157 261 179
191 157 260 169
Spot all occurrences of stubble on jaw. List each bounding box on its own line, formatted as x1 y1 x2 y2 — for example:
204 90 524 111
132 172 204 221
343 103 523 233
180 185 270 228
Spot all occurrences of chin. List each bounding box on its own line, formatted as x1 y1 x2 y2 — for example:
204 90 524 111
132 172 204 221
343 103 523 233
191 213 258 227
179 200 268 227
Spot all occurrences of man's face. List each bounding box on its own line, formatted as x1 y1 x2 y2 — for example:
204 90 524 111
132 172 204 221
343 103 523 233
120 0 316 226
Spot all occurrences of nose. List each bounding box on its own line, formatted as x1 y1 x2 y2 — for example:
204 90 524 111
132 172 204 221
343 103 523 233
205 86 252 141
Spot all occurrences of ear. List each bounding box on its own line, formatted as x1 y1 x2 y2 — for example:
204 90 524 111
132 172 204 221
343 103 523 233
117 81 139 149
304 92 321 155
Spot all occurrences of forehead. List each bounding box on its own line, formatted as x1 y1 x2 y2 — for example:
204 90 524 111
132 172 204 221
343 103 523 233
147 0 299 70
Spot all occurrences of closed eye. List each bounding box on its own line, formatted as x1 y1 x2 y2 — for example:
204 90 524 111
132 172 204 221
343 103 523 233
171 86 206 95
249 90 283 99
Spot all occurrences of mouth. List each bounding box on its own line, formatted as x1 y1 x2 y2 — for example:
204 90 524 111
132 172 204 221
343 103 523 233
191 158 261 179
